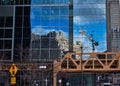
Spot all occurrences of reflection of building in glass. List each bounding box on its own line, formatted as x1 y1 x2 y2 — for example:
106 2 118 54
0 0 107 86
56 31 69 51
30 0 69 61
74 0 106 52
106 0 120 52
31 31 67 61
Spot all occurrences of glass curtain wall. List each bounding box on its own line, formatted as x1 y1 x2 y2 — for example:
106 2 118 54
73 0 106 53
68 1 107 86
30 0 69 61
0 6 14 61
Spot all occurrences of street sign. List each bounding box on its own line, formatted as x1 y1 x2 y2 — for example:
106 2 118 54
9 64 18 76
11 76 16 85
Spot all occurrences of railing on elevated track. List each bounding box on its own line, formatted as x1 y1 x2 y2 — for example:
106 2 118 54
54 52 120 72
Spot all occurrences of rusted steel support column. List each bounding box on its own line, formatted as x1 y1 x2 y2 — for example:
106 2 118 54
118 54 120 69
53 72 57 86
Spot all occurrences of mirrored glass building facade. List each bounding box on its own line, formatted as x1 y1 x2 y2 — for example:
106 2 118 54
0 0 69 61
30 0 69 61
0 0 106 62
0 0 107 86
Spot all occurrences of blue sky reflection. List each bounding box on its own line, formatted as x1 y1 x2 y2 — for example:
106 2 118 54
30 0 106 52
74 0 106 52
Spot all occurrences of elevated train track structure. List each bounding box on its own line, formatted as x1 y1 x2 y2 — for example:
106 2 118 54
53 52 120 86
0 52 120 86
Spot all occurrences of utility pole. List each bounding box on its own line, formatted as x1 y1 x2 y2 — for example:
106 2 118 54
45 78 48 86
80 45 83 86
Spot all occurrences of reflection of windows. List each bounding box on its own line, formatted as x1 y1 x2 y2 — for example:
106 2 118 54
15 0 23 5
23 38 30 48
15 28 22 38
0 40 3 49
0 16 13 27
31 0 68 4
0 17 4 27
41 7 50 15
5 51 11 60
5 16 13 27
5 29 12 38
15 16 22 27
50 49 60 59
41 50 49 59
41 37 49 48
24 0 30 4
51 6 59 15
15 0 30 4
50 38 58 48
0 51 11 60
24 16 30 27
16 7 23 15
23 28 30 37
24 7 30 15
14 39 22 47
31 50 40 59
0 29 4 38
4 40 12 49
32 39 40 48
31 5 69 60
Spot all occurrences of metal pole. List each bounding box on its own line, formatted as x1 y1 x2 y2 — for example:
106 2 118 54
53 72 57 86
45 78 48 86
59 79 62 86
81 46 83 86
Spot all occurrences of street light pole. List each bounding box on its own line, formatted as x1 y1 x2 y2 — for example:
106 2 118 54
45 78 48 86
58 79 62 86
80 45 83 86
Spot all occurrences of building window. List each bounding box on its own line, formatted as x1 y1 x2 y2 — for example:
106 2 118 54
24 7 30 15
4 29 12 38
4 40 12 49
0 17 5 27
0 29 4 38
0 40 3 49
16 7 23 15
24 0 30 4
15 16 22 27
5 16 13 27
15 0 23 5
15 28 22 38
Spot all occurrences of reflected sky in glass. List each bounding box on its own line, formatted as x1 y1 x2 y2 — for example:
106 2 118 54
30 0 106 52
74 0 106 52
30 5 69 37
